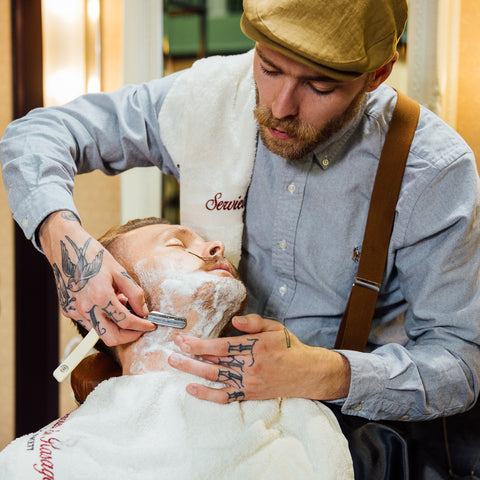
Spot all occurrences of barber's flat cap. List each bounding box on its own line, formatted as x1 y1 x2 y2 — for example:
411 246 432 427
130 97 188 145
241 0 408 81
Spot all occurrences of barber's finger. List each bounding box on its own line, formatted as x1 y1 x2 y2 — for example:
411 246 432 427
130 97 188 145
104 292 155 334
99 323 145 346
174 334 260 358
168 353 248 391
232 314 284 334
185 384 246 404
168 353 222 381
113 269 149 318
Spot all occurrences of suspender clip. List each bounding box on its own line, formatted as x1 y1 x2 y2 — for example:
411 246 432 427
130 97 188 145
353 277 381 292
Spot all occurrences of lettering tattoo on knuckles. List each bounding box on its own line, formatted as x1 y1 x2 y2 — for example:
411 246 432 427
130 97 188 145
218 356 245 371
102 301 127 324
120 271 139 286
84 301 127 336
217 369 244 389
227 391 245 403
86 306 107 336
227 338 259 367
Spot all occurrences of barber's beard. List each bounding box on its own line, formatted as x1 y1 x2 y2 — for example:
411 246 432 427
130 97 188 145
254 85 367 161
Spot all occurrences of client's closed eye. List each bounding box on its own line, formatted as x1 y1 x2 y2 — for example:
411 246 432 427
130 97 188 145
165 240 185 248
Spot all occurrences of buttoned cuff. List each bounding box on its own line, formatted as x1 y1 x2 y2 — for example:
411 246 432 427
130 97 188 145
13 184 80 252
335 349 387 419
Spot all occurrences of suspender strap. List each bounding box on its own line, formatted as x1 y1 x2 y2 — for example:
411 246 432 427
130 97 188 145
334 92 420 351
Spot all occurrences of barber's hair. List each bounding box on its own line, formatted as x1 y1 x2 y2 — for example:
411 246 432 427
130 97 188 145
73 217 170 359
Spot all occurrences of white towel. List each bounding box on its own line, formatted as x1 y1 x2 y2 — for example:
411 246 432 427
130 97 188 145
159 50 257 267
0 371 353 479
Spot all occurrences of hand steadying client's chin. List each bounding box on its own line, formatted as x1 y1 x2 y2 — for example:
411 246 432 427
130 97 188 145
168 314 351 403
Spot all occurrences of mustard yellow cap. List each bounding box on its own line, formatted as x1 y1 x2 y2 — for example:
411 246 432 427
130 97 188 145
241 0 408 81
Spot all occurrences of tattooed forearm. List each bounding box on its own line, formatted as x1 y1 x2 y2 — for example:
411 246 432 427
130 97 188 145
60 211 79 223
283 328 291 348
228 338 259 367
60 236 104 292
39 211 79 242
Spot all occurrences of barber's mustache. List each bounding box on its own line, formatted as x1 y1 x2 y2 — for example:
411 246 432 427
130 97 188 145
254 104 318 143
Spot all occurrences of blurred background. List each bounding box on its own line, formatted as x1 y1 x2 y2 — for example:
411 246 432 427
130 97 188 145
0 0 479 449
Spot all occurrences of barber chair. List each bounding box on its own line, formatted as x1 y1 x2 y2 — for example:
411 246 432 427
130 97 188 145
70 352 121 404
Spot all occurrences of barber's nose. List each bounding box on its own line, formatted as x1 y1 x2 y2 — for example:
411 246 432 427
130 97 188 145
271 81 299 119
202 240 225 258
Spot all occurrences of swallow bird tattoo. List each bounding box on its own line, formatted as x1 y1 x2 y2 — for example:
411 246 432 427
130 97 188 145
52 263 76 312
61 236 104 292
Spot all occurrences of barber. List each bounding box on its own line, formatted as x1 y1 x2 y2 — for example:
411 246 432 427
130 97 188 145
2 0 480 460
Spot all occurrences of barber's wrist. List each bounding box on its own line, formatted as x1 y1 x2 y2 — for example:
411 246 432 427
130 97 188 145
38 210 82 259
333 352 351 399
309 348 351 401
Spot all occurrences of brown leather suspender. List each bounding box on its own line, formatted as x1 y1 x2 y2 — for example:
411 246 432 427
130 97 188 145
334 92 420 352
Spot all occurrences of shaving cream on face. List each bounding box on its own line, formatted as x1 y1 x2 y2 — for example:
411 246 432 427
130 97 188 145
129 258 247 374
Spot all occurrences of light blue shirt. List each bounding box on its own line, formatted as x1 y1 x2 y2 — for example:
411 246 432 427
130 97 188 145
1 64 480 422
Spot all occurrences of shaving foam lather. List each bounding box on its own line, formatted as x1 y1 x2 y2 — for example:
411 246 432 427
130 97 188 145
53 311 187 382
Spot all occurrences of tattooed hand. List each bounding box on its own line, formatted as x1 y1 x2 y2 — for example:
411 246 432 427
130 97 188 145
168 314 351 403
39 211 155 345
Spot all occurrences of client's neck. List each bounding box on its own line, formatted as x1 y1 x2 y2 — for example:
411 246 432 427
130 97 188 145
116 271 247 376
116 305 231 376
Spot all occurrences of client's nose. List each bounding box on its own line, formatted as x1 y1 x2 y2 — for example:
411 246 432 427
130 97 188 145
203 240 225 258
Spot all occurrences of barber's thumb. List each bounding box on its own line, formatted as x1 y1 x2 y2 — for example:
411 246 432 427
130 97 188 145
232 314 280 333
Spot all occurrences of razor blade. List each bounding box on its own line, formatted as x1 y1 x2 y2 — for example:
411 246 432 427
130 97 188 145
148 311 187 329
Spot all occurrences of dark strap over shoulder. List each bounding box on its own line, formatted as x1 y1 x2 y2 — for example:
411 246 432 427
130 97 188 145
335 91 420 351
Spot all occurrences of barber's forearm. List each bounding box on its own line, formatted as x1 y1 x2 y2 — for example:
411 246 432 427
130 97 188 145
338 344 478 421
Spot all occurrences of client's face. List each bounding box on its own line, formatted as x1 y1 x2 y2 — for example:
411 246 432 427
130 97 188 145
111 224 247 374
116 224 238 281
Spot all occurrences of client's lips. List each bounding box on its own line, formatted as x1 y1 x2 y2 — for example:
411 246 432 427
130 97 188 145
268 127 294 141
206 261 233 277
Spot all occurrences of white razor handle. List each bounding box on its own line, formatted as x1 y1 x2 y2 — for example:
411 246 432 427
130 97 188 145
53 328 99 382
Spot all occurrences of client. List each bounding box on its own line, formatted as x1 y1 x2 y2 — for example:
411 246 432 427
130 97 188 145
0 218 353 479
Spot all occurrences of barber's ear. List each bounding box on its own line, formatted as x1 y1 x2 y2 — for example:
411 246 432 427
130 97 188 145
366 52 399 92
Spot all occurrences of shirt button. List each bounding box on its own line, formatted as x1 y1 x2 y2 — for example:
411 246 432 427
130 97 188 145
287 183 296 193
279 285 288 296
279 240 287 250
400 414 410 420
22 218 28 228
353 403 362 411
321 157 330 169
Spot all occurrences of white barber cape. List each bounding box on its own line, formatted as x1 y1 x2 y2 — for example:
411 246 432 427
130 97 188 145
0 370 353 479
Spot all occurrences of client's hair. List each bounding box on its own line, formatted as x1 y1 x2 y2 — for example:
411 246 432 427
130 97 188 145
74 217 170 359
98 216 170 250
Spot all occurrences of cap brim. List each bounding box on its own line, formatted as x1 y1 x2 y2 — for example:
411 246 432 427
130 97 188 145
240 14 363 82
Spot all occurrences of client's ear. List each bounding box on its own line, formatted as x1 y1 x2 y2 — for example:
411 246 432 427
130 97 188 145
71 352 122 404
